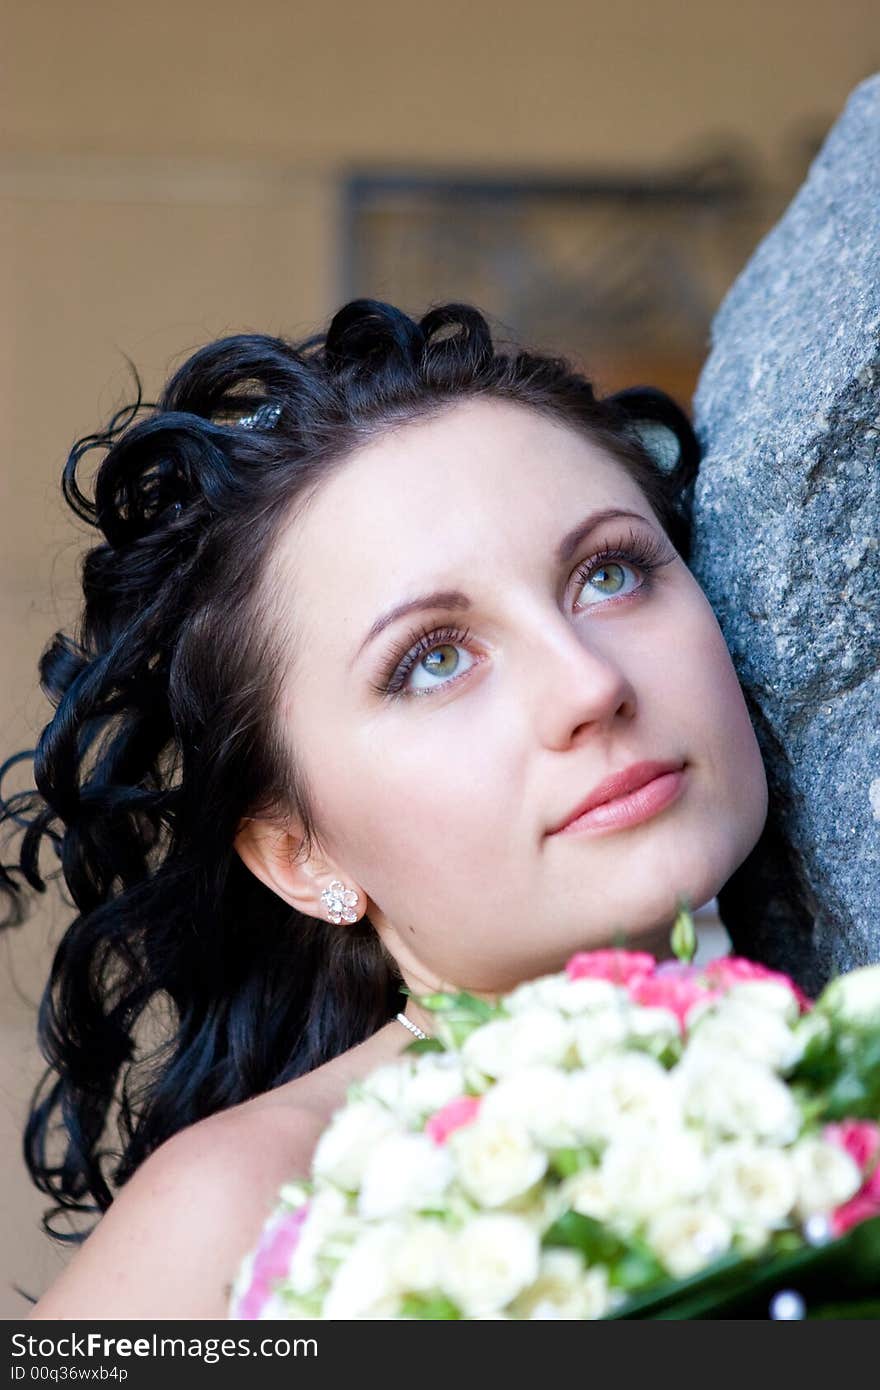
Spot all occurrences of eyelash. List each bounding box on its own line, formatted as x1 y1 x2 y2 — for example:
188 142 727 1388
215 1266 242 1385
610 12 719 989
370 529 674 700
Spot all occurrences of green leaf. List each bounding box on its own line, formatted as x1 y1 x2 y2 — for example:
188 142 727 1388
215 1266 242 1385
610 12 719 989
411 990 463 1011
790 1028 840 1087
413 989 496 1021
400 1292 462 1320
400 1037 445 1055
543 1210 625 1263
613 1243 667 1292
808 1299 880 1319
548 1147 597 1179
607 1213 880 1319
792 1025 880 1121
542 1211 663 1289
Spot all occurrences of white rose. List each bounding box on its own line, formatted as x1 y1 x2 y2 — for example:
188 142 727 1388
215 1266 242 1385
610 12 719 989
357 1061 413 1113
676 1053 801 1145
512 1250 612 1320
599 1128 708 1219
559 1165 614 1222
790 1137 863 1217
726 979 801 1022
278 1180 310 1208
647 1204 732 1278
289 1186 349 1294
505 974 621 1015
622 1005 681 1054
358 1132 455 1220
500 1179 572 1236
311 1100 402 1190
817 965 880 1028
462 1009 573 1078
229 1246 258 1316
566 1053 681 1142
256 1289 312 1319
570 1008 631 1064
442 1213 540 1317
707 1141 797 1229
361 1052 467 1125
792 1010 832 1054
735 1222 776 1255
480 1065 578 1148
450 1116 548 1207
322 1224 403 1319
404 1053 468 1117
687 1000 803 1073
391 1220 455 1294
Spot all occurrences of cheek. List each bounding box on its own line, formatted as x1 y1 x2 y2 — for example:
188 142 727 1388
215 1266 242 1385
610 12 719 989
670 595 768 808
657 583 734 706
370 722 503 836
332 710 521 909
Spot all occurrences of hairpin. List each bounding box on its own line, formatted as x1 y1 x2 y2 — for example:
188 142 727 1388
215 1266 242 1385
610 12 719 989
237 402 282 431
629 419 681 473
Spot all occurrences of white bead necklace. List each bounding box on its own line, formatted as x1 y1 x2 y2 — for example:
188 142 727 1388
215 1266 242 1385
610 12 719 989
395 1011 429 1040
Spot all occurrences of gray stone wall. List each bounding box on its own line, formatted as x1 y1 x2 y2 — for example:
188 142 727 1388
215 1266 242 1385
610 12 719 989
690 75 880 995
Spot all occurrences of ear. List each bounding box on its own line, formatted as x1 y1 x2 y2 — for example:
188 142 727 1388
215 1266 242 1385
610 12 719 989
233 817 363 924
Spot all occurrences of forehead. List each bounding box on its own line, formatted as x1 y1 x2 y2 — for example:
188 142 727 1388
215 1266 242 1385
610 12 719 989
286 398 651 583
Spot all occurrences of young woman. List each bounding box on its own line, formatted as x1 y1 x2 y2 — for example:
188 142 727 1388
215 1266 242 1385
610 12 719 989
1 299 768 1318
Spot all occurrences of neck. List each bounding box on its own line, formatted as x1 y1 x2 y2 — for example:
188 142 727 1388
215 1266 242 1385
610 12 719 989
386 914 682 1039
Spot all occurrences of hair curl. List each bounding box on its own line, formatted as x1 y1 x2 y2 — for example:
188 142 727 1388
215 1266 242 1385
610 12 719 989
0 298 699 1240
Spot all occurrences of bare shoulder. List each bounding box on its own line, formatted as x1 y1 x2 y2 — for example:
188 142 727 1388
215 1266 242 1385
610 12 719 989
28 1022 406 1320
28 1096 328 1321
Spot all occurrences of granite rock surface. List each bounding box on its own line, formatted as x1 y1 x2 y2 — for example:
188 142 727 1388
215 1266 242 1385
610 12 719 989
690 74 880 995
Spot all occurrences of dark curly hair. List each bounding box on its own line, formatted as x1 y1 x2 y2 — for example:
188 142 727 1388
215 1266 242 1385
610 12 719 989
0 298 699 1242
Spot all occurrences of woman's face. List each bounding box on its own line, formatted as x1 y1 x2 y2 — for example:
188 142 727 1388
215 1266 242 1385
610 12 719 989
270 398 767 995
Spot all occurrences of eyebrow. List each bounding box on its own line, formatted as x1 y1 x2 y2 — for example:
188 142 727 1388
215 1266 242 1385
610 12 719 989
353 506 654 663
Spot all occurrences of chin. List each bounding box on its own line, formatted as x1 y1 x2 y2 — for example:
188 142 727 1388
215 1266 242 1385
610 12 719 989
607 849 731 950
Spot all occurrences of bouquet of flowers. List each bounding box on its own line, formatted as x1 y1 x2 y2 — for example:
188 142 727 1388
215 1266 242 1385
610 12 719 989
228 911 880 1320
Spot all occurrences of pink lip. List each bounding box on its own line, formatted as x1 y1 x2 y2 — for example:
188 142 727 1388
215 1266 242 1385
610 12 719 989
548 760 686 836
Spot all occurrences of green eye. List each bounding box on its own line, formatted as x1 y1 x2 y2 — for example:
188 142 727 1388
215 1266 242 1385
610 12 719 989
570 530 675 615
376 623 476 699
574 558 643 607
376 530 673 704
406 640 475 693
420 645 460 677
589 562 627 594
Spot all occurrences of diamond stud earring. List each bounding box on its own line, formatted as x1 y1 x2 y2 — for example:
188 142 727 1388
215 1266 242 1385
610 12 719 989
320 879 360 925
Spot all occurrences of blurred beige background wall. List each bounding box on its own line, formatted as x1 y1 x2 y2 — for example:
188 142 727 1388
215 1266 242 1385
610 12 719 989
2 0 877 1317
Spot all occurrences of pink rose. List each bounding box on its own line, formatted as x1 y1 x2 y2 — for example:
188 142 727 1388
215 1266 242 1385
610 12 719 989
234 1202 310 1319
831 1193 880 1238
825 1120 880 1237
628 967 721 1030
823 1120 880 1173
566 948 656 987
425 1095 482 1145
702 956 812 1012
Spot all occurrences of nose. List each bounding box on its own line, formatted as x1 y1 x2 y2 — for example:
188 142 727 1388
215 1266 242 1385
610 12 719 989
524 613 638 749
